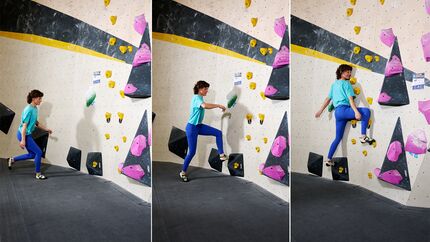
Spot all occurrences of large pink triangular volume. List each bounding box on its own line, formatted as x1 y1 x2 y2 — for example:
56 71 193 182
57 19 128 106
380 28 396 47
132 43 152 67
418 100 430 124
134 14 147 35
421 32 430 62
274 17 286 38
273 46 289 68
384 55 403 76
262 165 286 181
405 129 427 154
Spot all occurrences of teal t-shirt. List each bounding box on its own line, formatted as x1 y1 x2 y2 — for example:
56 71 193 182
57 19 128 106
18 104 38 135
328 80 355 108
188 95 205 125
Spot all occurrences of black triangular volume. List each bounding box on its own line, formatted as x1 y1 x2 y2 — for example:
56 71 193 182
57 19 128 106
124 23 151 99
0 102 15 134
122 110 151 186
378 38 409 106
331 157 349 181
168 126 188 159
86 152 103 176
266 25 289 100
377 117 411 191
307 152 323 177
208 148 222 172
263 112 289 185
227 153 244 177
32 127 49 158
67 147 81 171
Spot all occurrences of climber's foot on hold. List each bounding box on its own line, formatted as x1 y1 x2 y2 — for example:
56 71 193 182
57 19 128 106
325 160 334 167
219 153 228 162
179 171 189 182
360 135 375 145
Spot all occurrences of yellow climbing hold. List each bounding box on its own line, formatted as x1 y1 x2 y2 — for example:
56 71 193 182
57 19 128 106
110 16 117 25
105 133 110 140
367 97 373 105
92 161 98 168
374 55 380 62
119 90 125 98
338 166 344 173
108 80 115 88
127 46 133 52
354 26 361 34
379 0 385 5
117 112 124 123
105 70 112 78
368 172 373 179
353 46 361 54
353 87 360 95
351 120 357 128
372 141 377 148
255 147 260 153
250 39 257 47
362 150 368 156
346 8 353 16
263 137 268 144
251 17 258 27
368 119 372 129
246 72 253 80
122 136 127 143
249 82 256 90
365 55 373 62
260 91 266 100
246 113 253 124
233 162 239 169
245 0 251 8
260 48 268 56
350 77 357 85
350 0 357 5
105 112 112 123
351 138 356 145
245 135 251 141
258 113 265 124
268 48 273 54
119 46 127 54
114 145 119 152
104 0 110 7
109 37 116 46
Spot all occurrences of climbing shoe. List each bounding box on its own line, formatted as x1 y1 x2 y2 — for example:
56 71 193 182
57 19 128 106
179 171 188 182
8 157 14 170
360 136 375 145
219 154 229 162
35 174 47 180
325 160 334 167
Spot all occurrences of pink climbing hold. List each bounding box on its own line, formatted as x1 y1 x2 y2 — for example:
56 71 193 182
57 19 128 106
273 45 289 68
274 17 286 38
426 0 430 14
418 100 430 124
421 32 430 62
405 129 427 155
262 165 285 181
378 92 392 103
384 55 403 76
387 141 402 162
380 28 396 47
134 14 147 35
258 163 265 173
122 164 145 180
118 162 124 171
124 83 138 94
132 43 152 67
378 169 403 185
130 134 147 157
264 85 278 96
271 136 287 157
373 168 381 177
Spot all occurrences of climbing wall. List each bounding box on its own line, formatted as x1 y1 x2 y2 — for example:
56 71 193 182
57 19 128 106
152 0 289 202
291 0 430 207
0 0 152 202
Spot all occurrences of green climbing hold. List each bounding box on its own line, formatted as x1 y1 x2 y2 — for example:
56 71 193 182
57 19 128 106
328 103 334 112
227 94 238 108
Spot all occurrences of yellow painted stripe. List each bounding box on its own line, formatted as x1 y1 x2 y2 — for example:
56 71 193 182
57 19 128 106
291 44 371 72
153 32 266 65
0 31 124 63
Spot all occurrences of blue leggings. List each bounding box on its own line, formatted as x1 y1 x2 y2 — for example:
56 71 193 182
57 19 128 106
182 123 224 172
328 105 371 159
14 131 42 173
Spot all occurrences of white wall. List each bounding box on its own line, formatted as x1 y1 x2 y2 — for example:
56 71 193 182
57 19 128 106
292 0 430 207
0 0 152 202
153 0 289 202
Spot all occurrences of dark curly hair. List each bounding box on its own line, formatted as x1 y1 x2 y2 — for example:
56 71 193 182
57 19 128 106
336 64 353 79
27 90 44 104
193 80 210 94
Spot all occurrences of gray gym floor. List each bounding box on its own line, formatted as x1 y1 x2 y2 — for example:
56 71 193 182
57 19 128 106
291 172 430 242
0 158 151 242
153 161 289 242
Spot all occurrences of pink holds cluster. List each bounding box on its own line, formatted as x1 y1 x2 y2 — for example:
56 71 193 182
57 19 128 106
405 129 427 155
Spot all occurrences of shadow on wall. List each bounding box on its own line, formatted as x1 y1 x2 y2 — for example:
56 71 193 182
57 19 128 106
76 107 100 170
38 101 55 164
